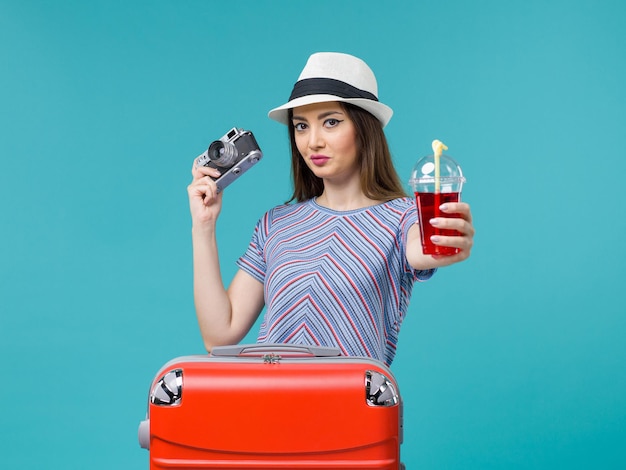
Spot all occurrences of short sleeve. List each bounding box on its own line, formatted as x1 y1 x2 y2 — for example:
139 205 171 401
399 198 436 282
236 212 269 283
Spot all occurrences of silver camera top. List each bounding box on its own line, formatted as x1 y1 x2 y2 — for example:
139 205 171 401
195 127 263 193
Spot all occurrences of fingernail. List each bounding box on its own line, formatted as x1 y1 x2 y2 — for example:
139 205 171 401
430 218 439 226
439 204 448 211
431 235 441 243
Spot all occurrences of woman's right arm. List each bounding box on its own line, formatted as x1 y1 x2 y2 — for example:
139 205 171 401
187 165 265 352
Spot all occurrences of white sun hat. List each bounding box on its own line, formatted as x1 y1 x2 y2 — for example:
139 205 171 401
268 52 394 128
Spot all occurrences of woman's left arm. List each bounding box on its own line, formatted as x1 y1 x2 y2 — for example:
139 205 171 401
406 202 475 270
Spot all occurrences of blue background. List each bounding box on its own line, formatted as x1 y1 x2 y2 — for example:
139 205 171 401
1 0 625 468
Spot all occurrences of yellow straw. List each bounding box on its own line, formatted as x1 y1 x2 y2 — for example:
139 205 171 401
431 139 448 193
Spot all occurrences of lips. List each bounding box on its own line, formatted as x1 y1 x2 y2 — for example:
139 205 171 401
310 155 330 166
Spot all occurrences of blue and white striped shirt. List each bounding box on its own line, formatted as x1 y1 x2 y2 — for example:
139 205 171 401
237 197 435 365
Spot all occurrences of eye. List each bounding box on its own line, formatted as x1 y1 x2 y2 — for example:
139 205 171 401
293 122 307 131
324 118 343 128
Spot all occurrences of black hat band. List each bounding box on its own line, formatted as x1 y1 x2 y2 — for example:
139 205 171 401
289 78 379 102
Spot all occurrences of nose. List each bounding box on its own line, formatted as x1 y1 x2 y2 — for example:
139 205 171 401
307 125 325 150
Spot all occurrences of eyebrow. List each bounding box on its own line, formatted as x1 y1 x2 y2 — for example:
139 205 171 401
292 110 344 122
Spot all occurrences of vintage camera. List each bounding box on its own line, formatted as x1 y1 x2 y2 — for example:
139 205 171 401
195 127 263 192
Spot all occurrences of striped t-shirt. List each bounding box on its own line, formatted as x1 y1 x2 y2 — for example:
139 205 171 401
236 197 435 365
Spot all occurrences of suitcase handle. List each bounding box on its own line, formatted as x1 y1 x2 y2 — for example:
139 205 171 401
211 343 343 358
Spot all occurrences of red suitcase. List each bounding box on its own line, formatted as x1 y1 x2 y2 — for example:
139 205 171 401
138 344 404 469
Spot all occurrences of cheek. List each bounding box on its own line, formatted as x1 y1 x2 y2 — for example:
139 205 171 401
337 131 358 157
294 135 307 156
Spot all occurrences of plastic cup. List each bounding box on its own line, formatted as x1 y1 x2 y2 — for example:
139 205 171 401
409 153 466 256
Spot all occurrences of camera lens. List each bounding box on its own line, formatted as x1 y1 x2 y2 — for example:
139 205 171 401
208 140 239 167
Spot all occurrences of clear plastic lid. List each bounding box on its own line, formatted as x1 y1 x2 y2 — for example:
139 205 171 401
409 153 465 193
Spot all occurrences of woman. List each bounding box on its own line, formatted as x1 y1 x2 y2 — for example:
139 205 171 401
187 52 474 365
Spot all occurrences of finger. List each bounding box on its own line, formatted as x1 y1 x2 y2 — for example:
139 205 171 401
188 181 209 201
202 185 224 207
192 166 222 181
431 234 473 252
191 156 201 175
191 155 206 172
188 183 217 207
202 177 221 205
188 175 218 199
430 216 474 236
440 202 470 216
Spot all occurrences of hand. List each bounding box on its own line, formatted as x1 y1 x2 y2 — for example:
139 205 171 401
407 202 475 270
187 161 223 227
429 201 474 263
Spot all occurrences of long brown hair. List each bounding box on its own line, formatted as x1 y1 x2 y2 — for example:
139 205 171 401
287 102 407 203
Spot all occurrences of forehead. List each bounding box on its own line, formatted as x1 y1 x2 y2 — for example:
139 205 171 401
292 101 344 118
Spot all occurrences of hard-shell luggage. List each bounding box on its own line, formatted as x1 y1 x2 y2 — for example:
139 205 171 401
138 344 404 469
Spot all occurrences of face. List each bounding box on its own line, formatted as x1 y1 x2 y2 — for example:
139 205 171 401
291 102 359 184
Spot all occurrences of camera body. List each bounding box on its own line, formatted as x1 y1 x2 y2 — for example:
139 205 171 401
196 127 263 193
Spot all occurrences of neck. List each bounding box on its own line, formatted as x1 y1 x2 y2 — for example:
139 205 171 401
315 181 379 211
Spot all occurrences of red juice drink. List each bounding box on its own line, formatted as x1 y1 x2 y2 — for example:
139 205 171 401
415 191 461 255
409 146 465 256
